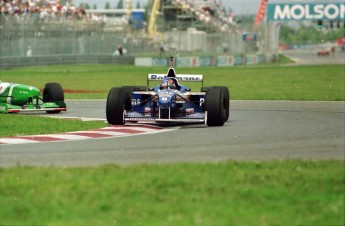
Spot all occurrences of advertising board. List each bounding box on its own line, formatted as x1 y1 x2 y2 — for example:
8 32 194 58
267 2 345 21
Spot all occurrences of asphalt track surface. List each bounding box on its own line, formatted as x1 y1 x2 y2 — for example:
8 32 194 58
0 100 344 167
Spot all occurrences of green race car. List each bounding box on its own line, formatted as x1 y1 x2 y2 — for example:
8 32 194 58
0 81 66 114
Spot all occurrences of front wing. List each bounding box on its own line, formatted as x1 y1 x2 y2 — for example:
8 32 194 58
127 91 207 124
0 102 66 113
124 111 207 124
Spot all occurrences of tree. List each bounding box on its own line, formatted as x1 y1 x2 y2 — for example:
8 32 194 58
84 3 91 10
105 2 111 9
136 1 141 9
279 24 345 44
116 0 124 9
93 4 97 9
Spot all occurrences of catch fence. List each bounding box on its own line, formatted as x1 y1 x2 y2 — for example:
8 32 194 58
1 16 258 56
0 15 278 68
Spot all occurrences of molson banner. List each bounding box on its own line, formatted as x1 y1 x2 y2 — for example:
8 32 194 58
267 2 345 21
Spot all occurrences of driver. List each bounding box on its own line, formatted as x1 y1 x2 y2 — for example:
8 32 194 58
0 81 10 96
160 78 176 90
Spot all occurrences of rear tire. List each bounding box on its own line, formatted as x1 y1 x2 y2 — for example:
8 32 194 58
43 83 65 113
205 88 228 126
121 86 134 111
106 87 125 125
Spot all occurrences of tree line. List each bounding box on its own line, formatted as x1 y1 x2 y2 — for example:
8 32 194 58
279 24 344 44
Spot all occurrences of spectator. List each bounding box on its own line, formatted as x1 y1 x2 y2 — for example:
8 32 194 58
160 45 165 56
0 0 94 22
26 46 32 57
113 45 126 56
118 45 123 56
122 47 127 55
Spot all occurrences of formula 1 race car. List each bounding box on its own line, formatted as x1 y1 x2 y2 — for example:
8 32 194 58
317 49 330 56
0 81 66 113
106 57 229 126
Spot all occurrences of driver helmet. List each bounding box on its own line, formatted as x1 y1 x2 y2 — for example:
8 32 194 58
160 78 176 90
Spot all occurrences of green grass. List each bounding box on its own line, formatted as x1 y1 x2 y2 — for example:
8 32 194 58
1 63 344 225
0 114 106 137
0 161 343 225
1 64 344 100
0 63 344 137
275 54 296 64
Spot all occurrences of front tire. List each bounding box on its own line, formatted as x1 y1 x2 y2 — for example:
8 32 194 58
106 87 125 125
43 83 65 113
202 86 230 122
205 88 228 126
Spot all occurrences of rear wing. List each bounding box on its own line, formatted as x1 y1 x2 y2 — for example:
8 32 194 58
147 74 204 87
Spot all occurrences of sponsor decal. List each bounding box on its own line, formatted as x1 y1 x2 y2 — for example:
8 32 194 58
243 33 257 42
217 56 227 65
177 57 191 67
199 57 212 67
257 54 265 64
234 56 244 65
152 58 169 67
267 3 345 21
132 99 142 105
246 55 257 65
148 74 203 81
217 56 229 66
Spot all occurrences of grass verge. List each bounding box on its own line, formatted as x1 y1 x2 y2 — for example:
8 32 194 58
0 114 106 137
1 64 344 226
1 64 344 100
0 161 344 225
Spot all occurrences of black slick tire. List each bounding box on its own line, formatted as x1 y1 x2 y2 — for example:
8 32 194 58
43 83 65 113
202 86 230 122
205 87 228 126
106 87 125 125
121 86 134 111
213 86 230 121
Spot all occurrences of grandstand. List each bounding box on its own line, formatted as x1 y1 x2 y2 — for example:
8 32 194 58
0 0 262 60
155 0 234 33
84 9 145 31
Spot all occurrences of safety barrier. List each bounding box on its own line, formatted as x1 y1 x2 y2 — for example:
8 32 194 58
135 54 278 67
0 55 134 69
0 54 278 68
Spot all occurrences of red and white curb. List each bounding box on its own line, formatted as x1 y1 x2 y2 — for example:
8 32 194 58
0 124 175 145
